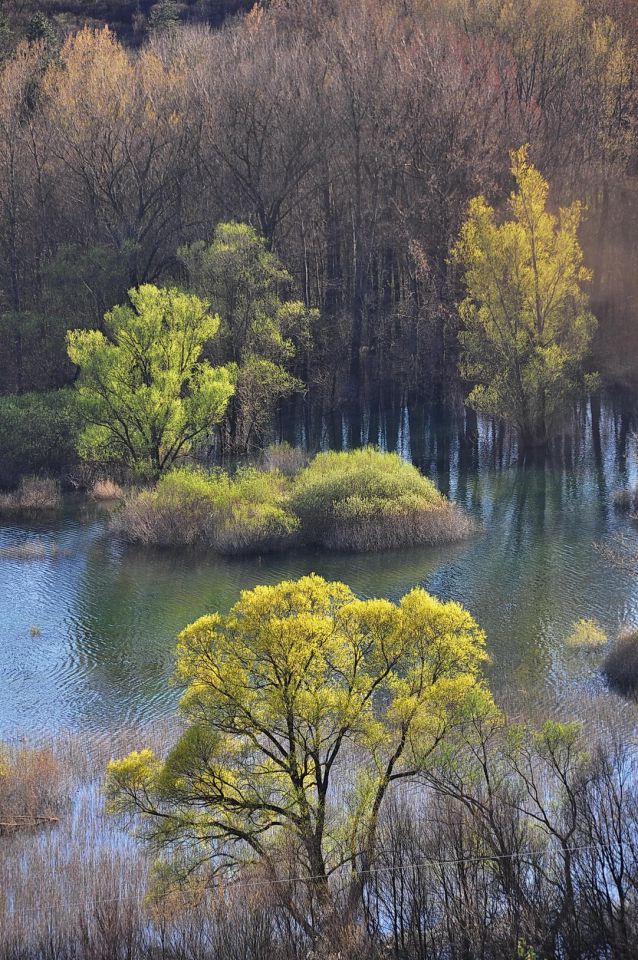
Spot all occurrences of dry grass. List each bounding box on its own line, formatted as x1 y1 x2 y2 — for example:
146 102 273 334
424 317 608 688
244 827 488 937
319 502 476 552
0 476 62 513
112 489 217 548
90 478 124 501
0 744 66 835
261 442 309 477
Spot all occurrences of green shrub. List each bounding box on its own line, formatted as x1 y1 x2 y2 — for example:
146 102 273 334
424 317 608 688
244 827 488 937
290 448 473 551
0 389 80 488
566 618 608 650
115 450 472 556
115 466 299 554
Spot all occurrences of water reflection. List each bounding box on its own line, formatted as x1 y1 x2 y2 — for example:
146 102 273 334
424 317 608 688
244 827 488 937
2 397 638 736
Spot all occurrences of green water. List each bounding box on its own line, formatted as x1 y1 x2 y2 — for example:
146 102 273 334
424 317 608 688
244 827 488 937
1 401 637 736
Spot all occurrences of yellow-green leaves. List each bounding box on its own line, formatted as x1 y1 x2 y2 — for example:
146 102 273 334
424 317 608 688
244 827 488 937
107 574 494 893
67 284 234 476
451 145 597 447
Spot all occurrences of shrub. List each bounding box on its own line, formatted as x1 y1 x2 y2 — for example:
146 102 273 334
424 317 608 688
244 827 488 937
290 448 474 551
0 389 80 488
0 745 65 834
212 468 300 555
566 618 608 650
115 466 299 554
112 468 219 547
0 476 62 513
602 629 638 697
90 478 125 501
261 442 308 477
114 451 471 555
612 486 638 513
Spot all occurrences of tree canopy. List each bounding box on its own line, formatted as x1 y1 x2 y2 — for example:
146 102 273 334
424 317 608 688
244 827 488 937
67 285 234 475
107 574 493 937
451 145 597 448
179 222 314 449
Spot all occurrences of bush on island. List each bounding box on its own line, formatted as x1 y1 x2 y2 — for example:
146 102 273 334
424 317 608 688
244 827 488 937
115 466 299 554
115 449 474 555
602 629 638 698
289 448 474 551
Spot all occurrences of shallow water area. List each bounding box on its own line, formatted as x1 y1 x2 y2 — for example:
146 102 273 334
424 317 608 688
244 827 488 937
2 400 638 738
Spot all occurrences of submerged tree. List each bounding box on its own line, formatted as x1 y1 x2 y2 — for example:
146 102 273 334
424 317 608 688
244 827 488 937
107 574 493 944
451 146 597 448
179 222 314 449
67 285 234 476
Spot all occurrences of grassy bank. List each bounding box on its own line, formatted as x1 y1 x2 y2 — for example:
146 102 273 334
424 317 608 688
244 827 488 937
114 448 474 555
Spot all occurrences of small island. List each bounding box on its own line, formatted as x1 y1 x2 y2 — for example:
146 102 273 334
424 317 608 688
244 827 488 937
114 447 475 555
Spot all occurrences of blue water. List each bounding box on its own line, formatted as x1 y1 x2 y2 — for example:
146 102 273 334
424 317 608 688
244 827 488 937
1 400 637 736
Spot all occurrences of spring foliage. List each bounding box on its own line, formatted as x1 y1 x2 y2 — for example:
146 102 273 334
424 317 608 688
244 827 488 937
452 146 597 447
290 448 472 550
107 574 493 927
179 223 314 449
67 286 234 476
115 449 473 554
115 465 299 553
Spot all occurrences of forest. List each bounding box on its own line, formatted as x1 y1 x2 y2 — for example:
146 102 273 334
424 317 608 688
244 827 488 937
1 0 637 468
2 1 638 958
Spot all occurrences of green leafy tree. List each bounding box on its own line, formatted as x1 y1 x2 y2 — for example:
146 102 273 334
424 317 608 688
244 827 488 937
147 0 180 37
67 285 234 476
179 222 314 449
451 146 597 448
25 13 57 53
107 574 494 941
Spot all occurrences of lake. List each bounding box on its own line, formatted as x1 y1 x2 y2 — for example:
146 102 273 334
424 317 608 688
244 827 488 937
2 398 638 738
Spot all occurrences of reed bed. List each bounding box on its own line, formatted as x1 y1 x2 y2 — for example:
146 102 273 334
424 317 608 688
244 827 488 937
0 477 62 513
90 478 125 502
3 702 638 959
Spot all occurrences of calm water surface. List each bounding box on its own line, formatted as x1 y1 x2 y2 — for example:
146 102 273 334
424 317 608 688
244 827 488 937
2 401 638 737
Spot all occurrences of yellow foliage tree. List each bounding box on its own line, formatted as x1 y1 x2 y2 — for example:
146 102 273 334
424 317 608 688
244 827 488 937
451 145 597 448
107 574 494 937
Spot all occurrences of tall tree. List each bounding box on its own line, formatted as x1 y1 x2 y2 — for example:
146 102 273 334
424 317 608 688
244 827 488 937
451 146 597 448
43 27 197 286
180 222 314 449
67 285 234 475
107 574 493 945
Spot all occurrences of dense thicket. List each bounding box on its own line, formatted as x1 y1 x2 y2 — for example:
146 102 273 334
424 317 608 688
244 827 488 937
0 0 636 421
